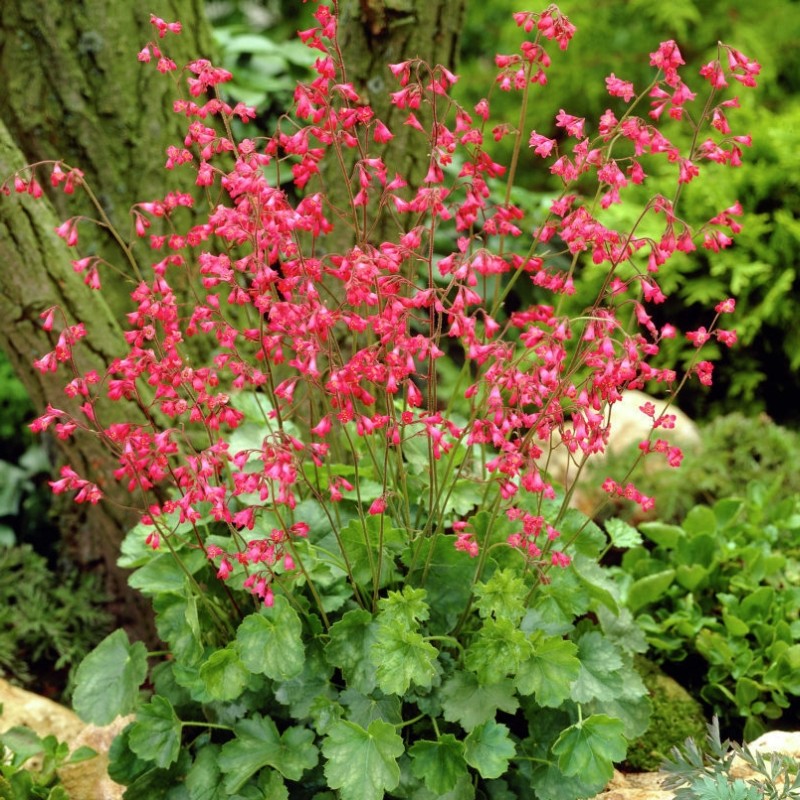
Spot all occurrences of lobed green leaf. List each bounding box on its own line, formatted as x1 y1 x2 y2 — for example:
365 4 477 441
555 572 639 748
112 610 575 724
72 629 148 725
236 595 305 681
322 719 404 800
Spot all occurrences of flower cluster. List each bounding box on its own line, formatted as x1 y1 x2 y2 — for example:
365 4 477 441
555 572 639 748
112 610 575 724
8 3 758 605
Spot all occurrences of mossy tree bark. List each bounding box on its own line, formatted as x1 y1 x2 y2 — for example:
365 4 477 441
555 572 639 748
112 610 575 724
0 0 214 275
0 0 214 641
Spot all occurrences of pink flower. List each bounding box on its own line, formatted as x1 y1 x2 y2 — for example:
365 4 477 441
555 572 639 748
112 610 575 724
369 497 387 515
605 73 635 102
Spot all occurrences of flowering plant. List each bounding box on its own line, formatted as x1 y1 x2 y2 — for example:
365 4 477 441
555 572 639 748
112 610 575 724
5 3 759 797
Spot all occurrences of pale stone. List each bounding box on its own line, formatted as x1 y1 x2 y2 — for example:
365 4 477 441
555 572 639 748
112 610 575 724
593 730 800 800
541 389 701 492
729 730 800 779
594 769 675 800
0 678 126 799
535 388 701 517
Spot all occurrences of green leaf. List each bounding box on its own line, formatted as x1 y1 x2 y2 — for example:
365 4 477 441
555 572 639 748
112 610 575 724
440 672 519 732
570 631 624 704
739 586 774 622
257 769 290 800
639 521 682 549
515 635 580 707
464 721 516 779
219 714 318 792
735 677 761 711
402 535 474 633
587 692 652 740
107 724 151 786
605 518 643 549
0 726 42 768
445 479 484 517
186 746 227 800
464 618 531 685
626 569 676 613
274 638 335 718
128 696 182 768
723 613 750 637
128 549 207 595
325 609 378 693
675 563 709 591
339 516 405 588
683 505 717 536
597 606 649 655
65 745 99 765
322 719 404 800
199 646 250 702
408 735 468 794
153 593 203 666
552 714 627 788
556 508 607 558
339 689 402 728
372 626 438 695
120 765 188 799
236 596 304 681
73 629 148 724
473 569 527 623
307 695 345 735
572 556 620 615
376 585 430 626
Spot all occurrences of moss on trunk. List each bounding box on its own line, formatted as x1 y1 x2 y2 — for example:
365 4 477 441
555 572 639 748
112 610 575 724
0 0 215 642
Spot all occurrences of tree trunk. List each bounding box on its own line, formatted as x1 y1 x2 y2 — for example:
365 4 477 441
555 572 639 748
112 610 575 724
0 0 214 310
0 120 156 640
0 0 214 642
323 0 468 249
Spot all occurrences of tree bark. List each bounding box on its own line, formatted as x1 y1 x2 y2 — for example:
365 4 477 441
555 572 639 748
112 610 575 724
323 0 468 249
0 0 214 321
0 0 214 642
0 119 156 640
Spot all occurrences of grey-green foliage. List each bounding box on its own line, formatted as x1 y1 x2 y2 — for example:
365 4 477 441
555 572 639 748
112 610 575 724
662 717 800 800
0 545 113 698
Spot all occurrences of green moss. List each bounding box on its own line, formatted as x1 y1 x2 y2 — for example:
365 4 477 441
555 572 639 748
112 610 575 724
626 657 708 772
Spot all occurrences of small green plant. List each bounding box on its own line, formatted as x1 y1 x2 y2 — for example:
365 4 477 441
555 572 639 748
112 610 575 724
662 717 800 800
0 352 35 450
0 715 97 800
613 485 800 740
0 546 113 698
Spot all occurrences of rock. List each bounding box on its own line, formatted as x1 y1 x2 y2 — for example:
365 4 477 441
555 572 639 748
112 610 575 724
596 770 673 800
543 389 700 482
0 678 126 800
730 730 800 779
593 730 800 800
